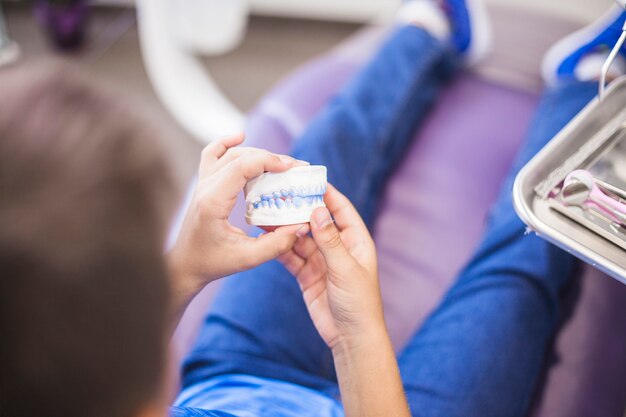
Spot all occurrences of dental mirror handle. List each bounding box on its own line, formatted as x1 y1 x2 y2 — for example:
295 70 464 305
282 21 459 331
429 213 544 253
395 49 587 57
590 185 626 216
586 199 622 223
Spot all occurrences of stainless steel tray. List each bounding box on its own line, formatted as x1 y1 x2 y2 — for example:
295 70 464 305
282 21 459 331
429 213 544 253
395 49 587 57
513 77 626 285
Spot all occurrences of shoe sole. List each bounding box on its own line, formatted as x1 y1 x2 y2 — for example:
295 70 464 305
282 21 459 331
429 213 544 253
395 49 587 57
542 5 624 86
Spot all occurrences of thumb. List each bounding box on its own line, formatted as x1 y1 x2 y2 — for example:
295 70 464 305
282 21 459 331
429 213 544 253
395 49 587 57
243 224 308 267
310 207 355 273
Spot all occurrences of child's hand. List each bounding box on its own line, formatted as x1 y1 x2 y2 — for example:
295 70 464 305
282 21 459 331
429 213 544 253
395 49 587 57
279 184 386 352
169 134 310 293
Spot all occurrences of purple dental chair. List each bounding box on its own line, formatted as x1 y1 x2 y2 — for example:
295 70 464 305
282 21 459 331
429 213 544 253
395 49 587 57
172 28 626 417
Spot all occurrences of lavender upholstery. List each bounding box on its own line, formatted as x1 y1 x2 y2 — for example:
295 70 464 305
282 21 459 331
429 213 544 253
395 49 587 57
174 29 626 417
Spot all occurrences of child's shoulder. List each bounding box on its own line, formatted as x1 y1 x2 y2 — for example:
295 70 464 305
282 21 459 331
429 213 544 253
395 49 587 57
170 406 239 417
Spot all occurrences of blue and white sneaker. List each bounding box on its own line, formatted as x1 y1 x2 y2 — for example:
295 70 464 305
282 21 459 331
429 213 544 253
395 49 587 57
397 0 492 64
444 0 491 63
542 6 626 86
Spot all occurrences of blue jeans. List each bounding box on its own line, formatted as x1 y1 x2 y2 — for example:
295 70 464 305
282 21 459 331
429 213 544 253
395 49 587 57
181 26 597 416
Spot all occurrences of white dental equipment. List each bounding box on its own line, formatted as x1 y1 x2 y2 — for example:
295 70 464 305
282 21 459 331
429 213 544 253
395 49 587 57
136 0 247 144
135 0 403 146
244 165 327 226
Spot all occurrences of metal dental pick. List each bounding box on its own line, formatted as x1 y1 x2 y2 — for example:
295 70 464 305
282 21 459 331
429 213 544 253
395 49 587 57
599 19 626 100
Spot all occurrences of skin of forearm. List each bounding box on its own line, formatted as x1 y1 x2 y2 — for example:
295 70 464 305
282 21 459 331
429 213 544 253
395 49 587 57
332 327 411 417
167 276 201 337
166 251 207 337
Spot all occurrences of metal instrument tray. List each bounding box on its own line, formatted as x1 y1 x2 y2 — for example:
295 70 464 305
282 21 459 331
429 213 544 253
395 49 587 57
513 77 626 285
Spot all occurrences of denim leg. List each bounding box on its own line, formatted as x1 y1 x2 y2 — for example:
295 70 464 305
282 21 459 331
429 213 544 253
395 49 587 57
180 26 455 395
291 25 457 228
396 81 598 417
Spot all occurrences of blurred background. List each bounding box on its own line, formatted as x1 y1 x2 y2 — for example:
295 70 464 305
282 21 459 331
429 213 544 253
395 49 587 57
0 0 614 190
3 2 626 417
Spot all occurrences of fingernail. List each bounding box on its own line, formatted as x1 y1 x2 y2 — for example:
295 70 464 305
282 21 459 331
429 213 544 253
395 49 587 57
296 224 308 237
279 155 296 165
313 208 332 228
295 159 310 166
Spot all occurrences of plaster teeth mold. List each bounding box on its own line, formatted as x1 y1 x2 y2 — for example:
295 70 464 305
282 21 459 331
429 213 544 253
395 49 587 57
244 165 327 226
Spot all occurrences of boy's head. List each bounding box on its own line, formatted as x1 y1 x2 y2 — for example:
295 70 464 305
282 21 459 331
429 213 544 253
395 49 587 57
0 65 177 417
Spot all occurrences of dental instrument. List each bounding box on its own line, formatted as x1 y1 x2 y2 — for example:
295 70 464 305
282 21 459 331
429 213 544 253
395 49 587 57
599 23 626 100
600 0 626 99
561 170 626 225
244 165 327 226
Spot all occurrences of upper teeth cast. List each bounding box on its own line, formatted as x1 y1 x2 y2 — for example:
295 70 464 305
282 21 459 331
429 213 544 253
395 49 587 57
250 183 327 211
244 165 328 226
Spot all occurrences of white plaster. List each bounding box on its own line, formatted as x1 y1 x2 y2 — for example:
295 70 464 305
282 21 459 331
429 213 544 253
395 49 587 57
244 165 328 226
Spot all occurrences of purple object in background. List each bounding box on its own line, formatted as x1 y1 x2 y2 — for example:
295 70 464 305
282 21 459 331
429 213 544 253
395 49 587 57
173 29 626 417
34 0 88 50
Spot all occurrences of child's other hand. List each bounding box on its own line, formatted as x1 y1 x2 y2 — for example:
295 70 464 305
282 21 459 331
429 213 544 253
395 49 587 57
169 134 310 291
279 184 386 353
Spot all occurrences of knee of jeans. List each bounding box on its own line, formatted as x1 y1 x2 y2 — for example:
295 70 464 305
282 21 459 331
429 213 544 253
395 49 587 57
461 259 565 315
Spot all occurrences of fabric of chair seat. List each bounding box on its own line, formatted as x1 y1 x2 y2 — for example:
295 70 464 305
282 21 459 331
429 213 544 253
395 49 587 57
174 28 626 417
